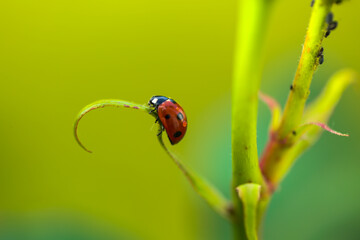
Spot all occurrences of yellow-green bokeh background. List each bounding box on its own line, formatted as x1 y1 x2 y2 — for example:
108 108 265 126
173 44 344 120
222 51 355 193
0 0 359 239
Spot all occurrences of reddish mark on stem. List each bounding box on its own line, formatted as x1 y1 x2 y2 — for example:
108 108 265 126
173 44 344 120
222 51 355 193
124 105 130 108
133 106 139 109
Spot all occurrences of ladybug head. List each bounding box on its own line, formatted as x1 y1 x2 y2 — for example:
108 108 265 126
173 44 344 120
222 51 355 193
148 95 170 108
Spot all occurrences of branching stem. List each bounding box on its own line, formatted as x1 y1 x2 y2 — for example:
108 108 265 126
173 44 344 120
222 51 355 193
261 0 335 188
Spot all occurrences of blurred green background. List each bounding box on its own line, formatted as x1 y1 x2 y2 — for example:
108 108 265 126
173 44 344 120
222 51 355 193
0 0 359 239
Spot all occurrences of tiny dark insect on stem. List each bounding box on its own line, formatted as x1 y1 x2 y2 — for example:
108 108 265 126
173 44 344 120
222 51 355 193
328 21 338 31
326 12 333 24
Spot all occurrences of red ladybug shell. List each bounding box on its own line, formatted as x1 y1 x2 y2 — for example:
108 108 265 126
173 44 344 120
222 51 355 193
157 100 187 145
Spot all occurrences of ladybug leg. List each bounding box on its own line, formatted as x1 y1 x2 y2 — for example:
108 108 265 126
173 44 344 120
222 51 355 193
155 117 159 123
157 125 165 136
149 108 156 114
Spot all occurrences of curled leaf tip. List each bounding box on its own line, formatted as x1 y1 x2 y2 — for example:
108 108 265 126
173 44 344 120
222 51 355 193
74 99 151 153
259 91 282 130
307 122 349 137
74 113 93 153
259 91 280 111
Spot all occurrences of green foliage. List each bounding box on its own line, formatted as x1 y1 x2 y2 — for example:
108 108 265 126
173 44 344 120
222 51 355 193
267 69 357 184
278 0 335 138
157 128 232 220
74 0 357 239
74 99 232 220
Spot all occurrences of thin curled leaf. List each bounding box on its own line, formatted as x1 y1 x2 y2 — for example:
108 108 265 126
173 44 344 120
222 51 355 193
290 121 349 143
305 122 349 137
74 99 231 220
236 183 261 240
74 99 154 153
259 91 282 131
294 69 358 141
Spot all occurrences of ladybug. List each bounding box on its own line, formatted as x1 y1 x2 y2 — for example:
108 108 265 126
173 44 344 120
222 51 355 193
148 95 187 145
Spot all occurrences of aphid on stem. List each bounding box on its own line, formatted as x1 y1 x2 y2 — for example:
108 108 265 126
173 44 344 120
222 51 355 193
317 47 324 65
328 21 338 31
326 12 333 24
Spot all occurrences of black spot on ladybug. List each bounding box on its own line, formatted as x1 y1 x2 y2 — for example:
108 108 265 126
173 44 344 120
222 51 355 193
174 131 182 138
177 112 184 121
165 114 171 119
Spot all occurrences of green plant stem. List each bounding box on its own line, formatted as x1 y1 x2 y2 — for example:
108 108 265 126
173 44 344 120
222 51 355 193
157 130 232 220
261 68 356 187
269 69 357 184
277 0 334 138
232 0 272 238
261 0 335 188
74 99 231 220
